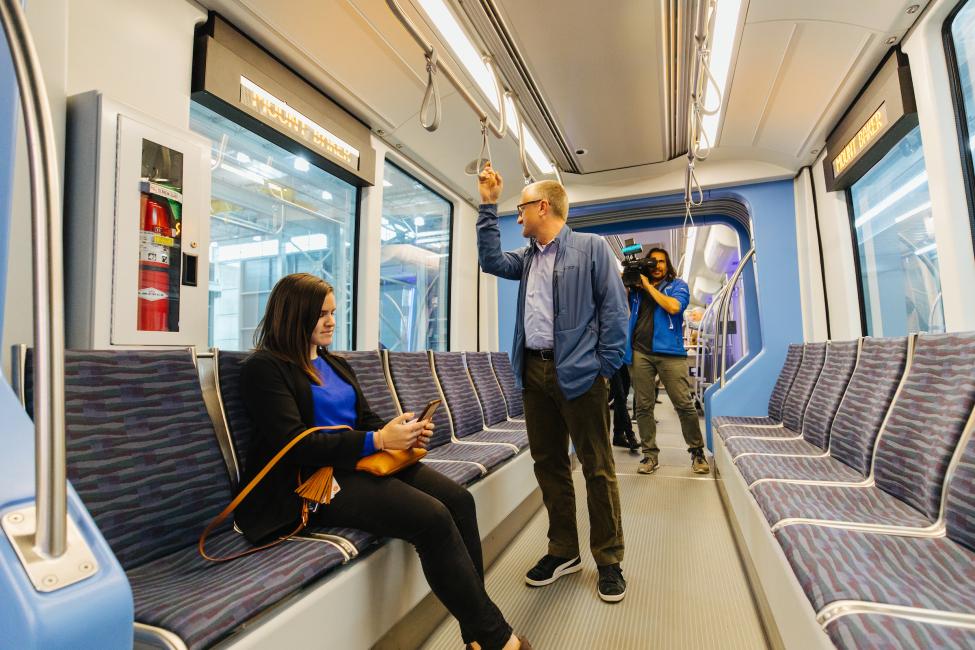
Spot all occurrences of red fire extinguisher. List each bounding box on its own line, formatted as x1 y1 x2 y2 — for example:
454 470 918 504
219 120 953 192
138 194 174 331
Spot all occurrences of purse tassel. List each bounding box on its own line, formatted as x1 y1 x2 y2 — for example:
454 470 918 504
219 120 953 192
296 466 335 505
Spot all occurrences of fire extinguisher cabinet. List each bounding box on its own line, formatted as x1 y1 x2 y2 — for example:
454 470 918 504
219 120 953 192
65 91 210 349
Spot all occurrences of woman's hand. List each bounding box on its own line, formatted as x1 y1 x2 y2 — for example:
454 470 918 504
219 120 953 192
414 420 435 449
379 412 423 450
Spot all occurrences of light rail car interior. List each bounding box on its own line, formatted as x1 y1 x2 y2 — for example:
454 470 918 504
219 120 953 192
2 0 975 648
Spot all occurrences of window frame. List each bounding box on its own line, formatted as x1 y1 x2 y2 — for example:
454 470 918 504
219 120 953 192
943 0 975 256
380 157 455 352
844 187 870 337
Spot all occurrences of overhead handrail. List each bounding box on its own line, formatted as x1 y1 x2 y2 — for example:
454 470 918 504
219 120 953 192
0 0 68 558
514 99 534 185
419 49 442 132
386 0 507 139
719 248 755 387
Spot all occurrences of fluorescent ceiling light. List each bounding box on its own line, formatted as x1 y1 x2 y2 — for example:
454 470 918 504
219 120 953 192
415 216 425 226
321 190 333 201
681 227 698 283
219 162 264 185
854 171 928 228
383 180 393 187
294 157 310 172
893 200 931 224
915 242 937 255
700 0 743 148
236 152 251 164
416 0 499 111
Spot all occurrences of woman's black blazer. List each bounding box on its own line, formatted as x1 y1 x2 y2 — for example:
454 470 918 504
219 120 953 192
235 349 387 544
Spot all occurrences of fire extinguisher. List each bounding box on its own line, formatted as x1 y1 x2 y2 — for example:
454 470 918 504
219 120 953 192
138 193 174 331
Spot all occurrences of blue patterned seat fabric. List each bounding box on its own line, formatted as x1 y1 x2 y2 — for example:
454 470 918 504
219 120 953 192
777 523 975 615
826 614 975 650
58 349 346 649
712 343 804 429
490 352 525 418
423 439 515 469
422 459 484 486
718 422 801 441
751 481 930 528
331 350 401 422
466 352 512 426
736 454 862 486
432 352 526 449
724 436 822 459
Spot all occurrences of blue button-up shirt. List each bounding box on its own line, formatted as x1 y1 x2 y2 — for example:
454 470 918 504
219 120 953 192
524 236 559 350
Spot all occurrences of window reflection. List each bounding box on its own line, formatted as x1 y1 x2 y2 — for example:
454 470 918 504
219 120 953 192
850 125 943 336
948 0 975 236
379 162 452 351
190 102 358 351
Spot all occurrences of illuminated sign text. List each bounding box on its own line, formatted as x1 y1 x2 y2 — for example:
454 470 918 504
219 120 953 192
832 104 889 178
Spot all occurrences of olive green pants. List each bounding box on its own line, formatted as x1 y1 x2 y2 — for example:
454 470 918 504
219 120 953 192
629 350 704 459
522 354 624 566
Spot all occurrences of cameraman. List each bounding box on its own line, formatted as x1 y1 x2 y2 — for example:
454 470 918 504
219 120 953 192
623 248 709 475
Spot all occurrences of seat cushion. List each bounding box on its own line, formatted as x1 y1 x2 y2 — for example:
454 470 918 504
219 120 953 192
421 460 484 486
752 482 931 528
484 419 528 432
463 428 529 449
424 441 515 470
718 424 802 441
130 530 346 649
735 455 863 486
725 436 823 459
712 415 780 429
826 613 975 650
303 526 379 553
777 524 975 614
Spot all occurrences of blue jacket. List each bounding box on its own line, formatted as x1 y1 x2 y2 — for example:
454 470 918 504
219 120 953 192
476 204 629 400
623 279 690 364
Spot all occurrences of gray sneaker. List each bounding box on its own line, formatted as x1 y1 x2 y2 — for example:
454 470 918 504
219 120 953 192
637 456 659 474
691 450 710 474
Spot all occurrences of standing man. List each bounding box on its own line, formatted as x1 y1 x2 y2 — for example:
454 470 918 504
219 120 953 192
476 163 630 603
624 248 709 475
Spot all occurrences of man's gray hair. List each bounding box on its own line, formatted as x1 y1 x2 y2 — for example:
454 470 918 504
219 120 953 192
529 180 568 219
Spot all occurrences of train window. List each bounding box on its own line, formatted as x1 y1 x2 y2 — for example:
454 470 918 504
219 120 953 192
189 102 358 351
849 125 944 336
946 0 975 235
379 161 452 351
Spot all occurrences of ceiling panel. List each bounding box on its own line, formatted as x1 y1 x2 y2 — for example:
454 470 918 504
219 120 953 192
745 0 924 31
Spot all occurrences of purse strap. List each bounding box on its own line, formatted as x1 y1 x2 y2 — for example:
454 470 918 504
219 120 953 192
199 424 352 562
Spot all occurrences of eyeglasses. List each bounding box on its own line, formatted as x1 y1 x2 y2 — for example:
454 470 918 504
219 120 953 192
516 199 543 216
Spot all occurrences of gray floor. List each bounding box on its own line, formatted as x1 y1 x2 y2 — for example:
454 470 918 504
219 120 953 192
420 395 769 650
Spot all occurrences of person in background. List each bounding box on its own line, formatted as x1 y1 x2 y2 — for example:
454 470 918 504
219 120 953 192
476 163 630 603
609 365 639 453
624 249 710 475
237 273 530 650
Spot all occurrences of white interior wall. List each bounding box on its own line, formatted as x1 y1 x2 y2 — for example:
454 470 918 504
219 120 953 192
792 168 828 341
902 0 975 333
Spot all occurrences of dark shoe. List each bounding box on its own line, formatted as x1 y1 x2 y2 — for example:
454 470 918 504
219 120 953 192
637 456 659 474
625 431 640 453
691 449 711 474
525 554 582 586
597 563 626 602
612 434 630 448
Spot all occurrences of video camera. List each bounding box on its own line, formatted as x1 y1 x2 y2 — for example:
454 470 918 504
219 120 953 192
620 239 656 289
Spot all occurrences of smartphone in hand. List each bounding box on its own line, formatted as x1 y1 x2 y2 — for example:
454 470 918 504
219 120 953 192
417 399 441 423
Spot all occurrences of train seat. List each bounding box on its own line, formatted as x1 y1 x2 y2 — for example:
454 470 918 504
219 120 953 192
750 332 975 530
824 613 975 649
431 352 527 450
728 337 906 485
489 352 525 420
712 342 804 429
386 351 516 473
464 352 526 432
719 342 827 441
47 349 348 649
725 339 858 461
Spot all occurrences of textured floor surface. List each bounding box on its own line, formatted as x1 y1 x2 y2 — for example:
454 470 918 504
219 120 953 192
420 395 769 650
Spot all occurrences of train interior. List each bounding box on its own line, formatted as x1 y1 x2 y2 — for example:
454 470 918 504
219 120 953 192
1 0 975 648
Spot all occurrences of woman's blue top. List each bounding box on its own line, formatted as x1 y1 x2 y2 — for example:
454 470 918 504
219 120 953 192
311 357 376 457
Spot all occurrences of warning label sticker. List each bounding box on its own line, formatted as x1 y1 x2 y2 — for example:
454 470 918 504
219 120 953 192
138 287 167 301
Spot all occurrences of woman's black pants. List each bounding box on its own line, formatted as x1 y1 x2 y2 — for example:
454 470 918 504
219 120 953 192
311 463 512 649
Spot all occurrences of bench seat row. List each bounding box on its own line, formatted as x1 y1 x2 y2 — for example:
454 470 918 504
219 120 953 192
16 346 529 649
712 333 975 649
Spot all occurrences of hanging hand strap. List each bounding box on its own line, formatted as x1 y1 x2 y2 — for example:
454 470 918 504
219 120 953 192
198 424 352 563
420 48 442 132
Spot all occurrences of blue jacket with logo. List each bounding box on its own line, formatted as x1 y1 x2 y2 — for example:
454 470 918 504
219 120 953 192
623 279 690 364
476 204 628 400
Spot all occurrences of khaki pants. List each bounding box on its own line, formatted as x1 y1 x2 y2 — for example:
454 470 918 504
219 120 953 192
522 354 624 566
629 349 704 459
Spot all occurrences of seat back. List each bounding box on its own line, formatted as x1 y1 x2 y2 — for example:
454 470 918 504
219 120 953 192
780 342 827 432
432 352 486 438
332 351 400 423
873 332 975 521
386 351 453 448
828 336 910 475
768 343 804 422
799 340 859 449
214 349 253 475
945 419 975 552
55 350 233 569
490 352 524 418
466 352 509 426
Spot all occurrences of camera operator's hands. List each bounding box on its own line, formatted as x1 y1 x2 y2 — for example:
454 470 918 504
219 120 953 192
478 162 503 204
379 412 423 450
640 274 653 293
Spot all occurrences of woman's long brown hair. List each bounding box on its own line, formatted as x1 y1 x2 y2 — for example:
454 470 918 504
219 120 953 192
254 273 333 385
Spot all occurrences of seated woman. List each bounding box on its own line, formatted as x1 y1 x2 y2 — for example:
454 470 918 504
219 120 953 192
236 273 529 650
